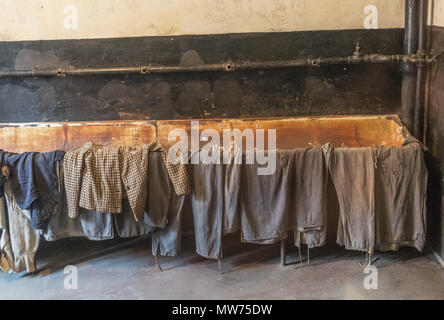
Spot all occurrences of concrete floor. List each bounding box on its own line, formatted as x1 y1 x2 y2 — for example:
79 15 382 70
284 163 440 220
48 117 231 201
1 234 443 300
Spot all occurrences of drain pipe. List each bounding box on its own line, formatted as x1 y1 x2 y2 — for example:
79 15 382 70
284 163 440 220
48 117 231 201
401 0 419 133
413 0 428 141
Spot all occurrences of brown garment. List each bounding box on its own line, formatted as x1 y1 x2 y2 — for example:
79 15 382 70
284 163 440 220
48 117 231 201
64 142 190 222
373 140 427 252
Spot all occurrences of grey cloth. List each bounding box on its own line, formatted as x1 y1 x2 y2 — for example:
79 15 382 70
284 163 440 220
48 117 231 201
0 196 14 272
290 147 328 248
115 151 168 238
240 150 293 244
190 149 241 259
373 139 427 252
223 151 242 234
114 200 153 238
1 180 41 273
191 161 224 259
324 144 376 253
43 161 114 241
145 151 170 229
45 155 181 257
151 193 185 257
150 150 186 257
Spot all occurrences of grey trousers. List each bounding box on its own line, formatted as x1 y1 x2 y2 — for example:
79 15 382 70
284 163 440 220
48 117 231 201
374 140 427 252
150 150 185 257
190 150 241 259
290 147 328 248
240 150 293 244
324 145 376 253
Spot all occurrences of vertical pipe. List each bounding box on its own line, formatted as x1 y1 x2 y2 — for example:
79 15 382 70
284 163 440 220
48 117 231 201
414 0 428 140
401 0 418 132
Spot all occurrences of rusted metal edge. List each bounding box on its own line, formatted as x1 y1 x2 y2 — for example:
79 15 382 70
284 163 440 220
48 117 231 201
0 115 403 128
0 115 401 128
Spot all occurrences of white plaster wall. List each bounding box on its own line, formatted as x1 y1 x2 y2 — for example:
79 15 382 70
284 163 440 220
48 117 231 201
0 0 405 41
429 0 444 26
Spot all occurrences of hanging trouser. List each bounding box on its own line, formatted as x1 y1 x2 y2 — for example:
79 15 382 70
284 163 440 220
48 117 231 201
190 149 241 259
114 200 153 238
323 144 376 254
3 180 41 273
373 139 427 252
290 147 328 249
151 193 185 257
150 150 186 257
191 162 224 259
240 150 293 244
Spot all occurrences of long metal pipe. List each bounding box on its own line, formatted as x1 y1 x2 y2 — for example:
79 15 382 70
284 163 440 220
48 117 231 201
0 53 434 78
401 0 419 133
413 0 428 141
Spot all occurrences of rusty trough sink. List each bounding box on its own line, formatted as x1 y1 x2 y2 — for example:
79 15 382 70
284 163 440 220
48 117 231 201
0 115 408 153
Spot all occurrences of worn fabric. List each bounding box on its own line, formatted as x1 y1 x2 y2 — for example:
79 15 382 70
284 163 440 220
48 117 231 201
114 200 153 238
290 147 328 248
151 194 185 257
0 152 8 198
240 150 293 244
156 142 191 196
2 180 41 273
150 149 187 257
64 142 190 221
0 150 64 230
373 139 427 252
0 175 6 198
43 161 114 241
145 150 171 229
190 149 241 259
64 142 123 218
223 149 242 234
115 150 169 238
119 145 150 221
323 144 376 253
0 196 13 273
191 159 224 259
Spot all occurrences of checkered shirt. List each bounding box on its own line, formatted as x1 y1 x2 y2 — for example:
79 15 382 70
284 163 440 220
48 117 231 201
64 141 190 221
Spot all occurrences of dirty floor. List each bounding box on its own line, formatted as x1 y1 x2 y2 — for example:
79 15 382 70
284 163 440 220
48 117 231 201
1 234 443 300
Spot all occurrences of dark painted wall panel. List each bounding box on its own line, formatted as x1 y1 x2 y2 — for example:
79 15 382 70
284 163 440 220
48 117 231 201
0 29 403 122
426 25 444 259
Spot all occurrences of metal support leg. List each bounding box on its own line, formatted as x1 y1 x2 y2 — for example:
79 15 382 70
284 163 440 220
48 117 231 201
218 258 222 274
280 239 286 266
154 255 163 272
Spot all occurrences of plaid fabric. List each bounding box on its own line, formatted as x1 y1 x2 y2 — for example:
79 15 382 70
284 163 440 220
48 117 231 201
64 142 97 219
64 141 190 221
150 142 191 196
119 145 149 221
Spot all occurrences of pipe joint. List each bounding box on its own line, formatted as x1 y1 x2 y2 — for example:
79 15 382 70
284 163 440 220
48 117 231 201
56 68 66 77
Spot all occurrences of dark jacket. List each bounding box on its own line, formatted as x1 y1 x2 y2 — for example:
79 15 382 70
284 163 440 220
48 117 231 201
0 150 65 230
